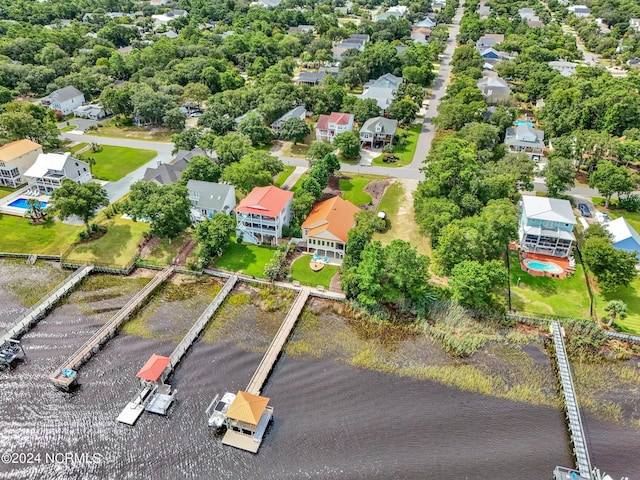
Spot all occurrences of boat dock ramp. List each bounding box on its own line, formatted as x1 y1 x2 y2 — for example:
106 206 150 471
0 265 93 350
117 275 238 425
245 286 310 396
49 265 175 391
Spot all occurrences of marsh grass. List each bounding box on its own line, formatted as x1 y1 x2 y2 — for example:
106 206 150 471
4 260 69 307
424 302 501 357
202 285 293 345
572 361 640 423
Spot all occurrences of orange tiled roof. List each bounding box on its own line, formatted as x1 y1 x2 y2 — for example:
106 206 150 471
236 185 294 217
227 391 270 425
301 196 360 242
0 139 42 163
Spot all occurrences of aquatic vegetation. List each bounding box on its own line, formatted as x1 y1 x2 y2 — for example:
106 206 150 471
3 260 68 307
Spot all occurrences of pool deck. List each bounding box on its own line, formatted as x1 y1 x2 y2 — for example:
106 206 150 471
519 251 573 279
0 186 50 217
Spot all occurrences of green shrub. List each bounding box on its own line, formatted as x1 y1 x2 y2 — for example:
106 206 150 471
620 193 640 212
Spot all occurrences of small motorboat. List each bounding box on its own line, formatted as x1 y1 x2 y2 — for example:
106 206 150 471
206 392 236 429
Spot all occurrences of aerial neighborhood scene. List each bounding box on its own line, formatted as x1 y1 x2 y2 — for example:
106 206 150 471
1 0 640 477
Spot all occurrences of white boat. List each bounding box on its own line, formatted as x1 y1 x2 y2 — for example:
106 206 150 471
206 392 236 429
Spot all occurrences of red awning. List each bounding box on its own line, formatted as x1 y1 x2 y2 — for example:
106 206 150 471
136 354 171 382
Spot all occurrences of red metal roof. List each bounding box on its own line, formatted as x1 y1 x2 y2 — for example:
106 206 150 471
136 354 171 382
236 185 294 218
316 112 353 130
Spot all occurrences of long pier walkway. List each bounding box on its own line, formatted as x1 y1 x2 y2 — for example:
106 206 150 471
551 321 592 478
0 265 93 345
167 275 238 373
245 287 310 395
49 265 175 390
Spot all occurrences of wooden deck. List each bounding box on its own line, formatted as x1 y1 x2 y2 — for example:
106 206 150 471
245 287 310 395
49 265 175 390
551 321 592 478
0 265 93 345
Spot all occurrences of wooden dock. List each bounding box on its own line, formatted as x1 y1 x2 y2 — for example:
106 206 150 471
245 287 310 395
49 265 175 390
0 265 93 346
166 275 238 373
551 321 592 479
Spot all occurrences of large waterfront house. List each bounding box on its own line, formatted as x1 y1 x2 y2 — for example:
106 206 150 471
301 196 360 261
519 196 576 258
235 185 294 245
315 112 354 143
359 117 398 147
0 139 43 187
504 123 546 162
41 86 85 115
187 180 236 222
23 152 91 193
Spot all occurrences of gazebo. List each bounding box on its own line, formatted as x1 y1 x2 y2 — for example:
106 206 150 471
222 391 273 453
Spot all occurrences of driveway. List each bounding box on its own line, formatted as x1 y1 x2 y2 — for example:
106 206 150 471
58 118 102 132
410 6 465 172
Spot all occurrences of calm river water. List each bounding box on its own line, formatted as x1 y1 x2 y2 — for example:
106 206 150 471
0 262 637 479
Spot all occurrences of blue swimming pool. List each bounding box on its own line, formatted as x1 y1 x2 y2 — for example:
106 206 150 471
523 259 563 274
7 198 48 209
515 121 534 127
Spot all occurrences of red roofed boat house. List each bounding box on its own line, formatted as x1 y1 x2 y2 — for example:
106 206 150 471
235 185 294 245
315 112 354 143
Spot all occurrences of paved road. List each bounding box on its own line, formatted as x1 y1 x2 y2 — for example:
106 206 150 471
410 6 465 171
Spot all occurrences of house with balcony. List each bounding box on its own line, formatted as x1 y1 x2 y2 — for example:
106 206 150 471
187 180 236 222
23 152 91 193
359 117 397 147
301 196 360 261
504 123 546 162
41 86 85 115
316 112 354 143
519 196 576 258
0 139 43 187
235 185 294 245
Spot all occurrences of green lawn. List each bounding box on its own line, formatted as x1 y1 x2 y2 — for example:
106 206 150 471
81 145 157 182
372 124 422 168
593 276 640 334
213 241 276 277
58 124 76 133
274 166 295 188
0 186 18 199
289 255 339 289
339 174 376 206
0 216 82 255
67 142 89 154
508 251 592 319
64 216 149 267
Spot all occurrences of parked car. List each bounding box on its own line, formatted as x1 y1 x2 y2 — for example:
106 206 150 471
578 203 591 217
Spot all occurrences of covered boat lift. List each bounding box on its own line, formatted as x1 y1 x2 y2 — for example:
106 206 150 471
117 354 176 425
222 391 273 453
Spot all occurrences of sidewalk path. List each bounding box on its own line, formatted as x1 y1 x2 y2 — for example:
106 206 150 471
280 166 307 190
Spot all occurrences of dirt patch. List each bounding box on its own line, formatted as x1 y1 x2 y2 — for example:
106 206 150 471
363 180 390 211
139 236 161 258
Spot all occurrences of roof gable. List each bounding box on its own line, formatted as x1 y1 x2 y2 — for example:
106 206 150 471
0 139 42 162
607 217 640 246
227 391 270 424
521 196 576 224
236 185 293 217
136 354 171 382
301 196 360 242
